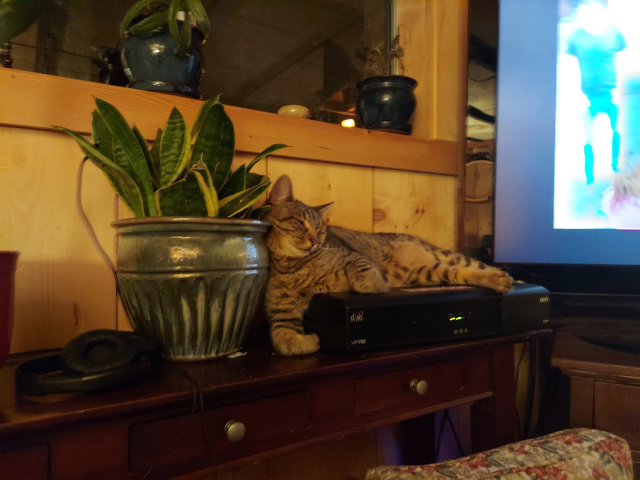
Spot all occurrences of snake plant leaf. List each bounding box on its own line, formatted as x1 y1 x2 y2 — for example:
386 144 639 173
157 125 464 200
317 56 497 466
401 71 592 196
176 8 191 57
91 111 114 160
168 0 184 54
250 205 271 219
113 139 149 215
218 181 270 217
54 127 145 218
120 0 169 37
191 94 220 139
246 144 289 172
246 172 268 189
129 9 169 35
0 0 53 44
192 170 218 216
184 0 209 38
94 98 158 216
218 164 246 200
158 171 207 216
159 107 190 187
149 128 163 184
132 126 158 188
190 99 235 191
191 155 219 215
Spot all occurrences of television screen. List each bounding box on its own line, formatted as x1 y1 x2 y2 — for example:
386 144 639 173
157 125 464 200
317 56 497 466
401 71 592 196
494 0 640 266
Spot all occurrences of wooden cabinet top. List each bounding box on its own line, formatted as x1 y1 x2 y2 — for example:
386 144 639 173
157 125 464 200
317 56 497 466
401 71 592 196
552 318 640 379
1 329 550 439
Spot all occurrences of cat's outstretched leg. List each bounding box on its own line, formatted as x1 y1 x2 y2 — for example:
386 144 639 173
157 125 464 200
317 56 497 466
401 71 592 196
411 251 514 292
270 321 320 355
389 243 514 292
345 256 390 293
266 292 320 355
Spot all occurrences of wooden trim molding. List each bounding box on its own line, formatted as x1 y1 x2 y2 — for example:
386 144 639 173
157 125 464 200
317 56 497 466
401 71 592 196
0 69 458 176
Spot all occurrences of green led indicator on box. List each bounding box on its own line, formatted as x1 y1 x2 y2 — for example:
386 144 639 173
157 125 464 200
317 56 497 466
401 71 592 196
449 315 465 321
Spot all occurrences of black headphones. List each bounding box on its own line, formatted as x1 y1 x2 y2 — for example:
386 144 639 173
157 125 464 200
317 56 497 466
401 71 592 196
15 329 161 397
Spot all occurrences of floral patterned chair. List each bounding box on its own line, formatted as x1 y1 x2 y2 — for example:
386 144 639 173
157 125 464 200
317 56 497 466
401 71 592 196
366 429 633 480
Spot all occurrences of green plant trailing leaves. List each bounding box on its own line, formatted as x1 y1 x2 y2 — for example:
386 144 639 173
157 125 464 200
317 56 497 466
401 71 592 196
94 98 158 216
160 108 190 187
0 0 53 44
184 0 209 37
190 97 235 191
119 0 170 37
129 9 169 35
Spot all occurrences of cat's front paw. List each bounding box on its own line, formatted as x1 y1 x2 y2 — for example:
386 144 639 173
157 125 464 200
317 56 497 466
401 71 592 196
486 271 515 292
272 330 320 356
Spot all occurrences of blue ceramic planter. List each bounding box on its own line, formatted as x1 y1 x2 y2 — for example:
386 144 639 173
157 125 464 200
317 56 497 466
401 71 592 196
121 23 205 99
356 75 418 135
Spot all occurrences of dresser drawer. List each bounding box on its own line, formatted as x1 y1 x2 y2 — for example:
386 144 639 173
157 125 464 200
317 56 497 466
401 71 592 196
208 389 311 463
130 390 311 478
355 360 465 416
0 444 49 480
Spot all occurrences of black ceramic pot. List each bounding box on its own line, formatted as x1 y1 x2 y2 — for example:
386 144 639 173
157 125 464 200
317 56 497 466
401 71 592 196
121 22 205 99
356 75 418 135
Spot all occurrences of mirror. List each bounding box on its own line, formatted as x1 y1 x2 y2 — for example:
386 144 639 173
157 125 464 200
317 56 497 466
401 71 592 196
3 0 395 127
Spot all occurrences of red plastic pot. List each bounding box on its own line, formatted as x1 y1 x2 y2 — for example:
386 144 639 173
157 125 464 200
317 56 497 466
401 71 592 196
0 252 18 369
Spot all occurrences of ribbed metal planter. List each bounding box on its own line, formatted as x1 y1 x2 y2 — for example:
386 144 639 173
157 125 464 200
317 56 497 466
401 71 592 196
112 217 270 361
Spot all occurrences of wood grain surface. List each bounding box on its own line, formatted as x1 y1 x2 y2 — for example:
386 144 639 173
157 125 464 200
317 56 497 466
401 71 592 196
0 69 458 176
266 157 374 232
0 127 117 353
373 168 456 250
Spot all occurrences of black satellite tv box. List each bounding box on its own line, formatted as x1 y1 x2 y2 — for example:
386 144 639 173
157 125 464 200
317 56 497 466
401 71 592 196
303 283 550 352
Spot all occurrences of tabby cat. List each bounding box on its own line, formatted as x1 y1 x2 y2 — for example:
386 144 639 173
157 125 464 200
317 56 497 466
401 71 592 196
264 175 514 356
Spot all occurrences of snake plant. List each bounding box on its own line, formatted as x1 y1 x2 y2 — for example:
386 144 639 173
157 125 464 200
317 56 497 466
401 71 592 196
0 0 53 45
56 96 287 219
120 0 210 56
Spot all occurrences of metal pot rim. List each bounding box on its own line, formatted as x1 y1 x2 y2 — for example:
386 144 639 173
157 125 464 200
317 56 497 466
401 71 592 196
112 216 270 231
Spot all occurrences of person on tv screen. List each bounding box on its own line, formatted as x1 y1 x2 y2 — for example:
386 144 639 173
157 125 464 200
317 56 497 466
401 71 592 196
602 163 640 230
567 0 627 185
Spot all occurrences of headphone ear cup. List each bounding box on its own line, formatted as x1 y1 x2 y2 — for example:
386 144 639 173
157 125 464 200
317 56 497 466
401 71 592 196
61 329 138 375
127 332 162 355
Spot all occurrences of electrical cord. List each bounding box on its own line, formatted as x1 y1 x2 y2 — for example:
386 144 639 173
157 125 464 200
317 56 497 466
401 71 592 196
435 409 448 462
444 410 465 457
435 409 466 462
143 364 217 480
523 339 538 439
76 157 117 278
514 341 527 440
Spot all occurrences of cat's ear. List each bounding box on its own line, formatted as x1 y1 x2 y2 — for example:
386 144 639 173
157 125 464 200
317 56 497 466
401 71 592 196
314 202 333 221
269 175 294 204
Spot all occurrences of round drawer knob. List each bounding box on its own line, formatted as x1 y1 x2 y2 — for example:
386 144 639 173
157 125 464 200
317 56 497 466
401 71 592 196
410 379 428 395
224 420 246 442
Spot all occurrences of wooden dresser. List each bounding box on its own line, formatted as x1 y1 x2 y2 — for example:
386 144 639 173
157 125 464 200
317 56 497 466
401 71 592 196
0 330 550 480
552 319 640 477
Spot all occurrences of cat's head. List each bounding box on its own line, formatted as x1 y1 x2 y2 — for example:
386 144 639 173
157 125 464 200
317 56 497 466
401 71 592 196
264 175 332 258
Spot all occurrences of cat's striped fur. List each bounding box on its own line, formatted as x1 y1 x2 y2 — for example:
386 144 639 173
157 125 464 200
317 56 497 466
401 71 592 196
264 175 514 356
